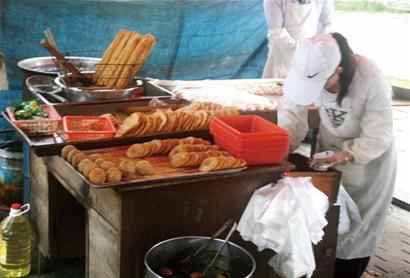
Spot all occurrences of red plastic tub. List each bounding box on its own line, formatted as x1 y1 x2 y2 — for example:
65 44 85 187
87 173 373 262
63 116 115 142
214 135 288 165
210 115 290 165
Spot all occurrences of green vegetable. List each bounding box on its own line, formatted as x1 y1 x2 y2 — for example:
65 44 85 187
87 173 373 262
10 99 49 120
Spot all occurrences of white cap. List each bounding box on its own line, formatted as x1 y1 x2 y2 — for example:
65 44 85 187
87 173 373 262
283 34 341 105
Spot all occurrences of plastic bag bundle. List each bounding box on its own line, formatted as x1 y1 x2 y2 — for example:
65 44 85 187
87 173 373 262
237 176 329 278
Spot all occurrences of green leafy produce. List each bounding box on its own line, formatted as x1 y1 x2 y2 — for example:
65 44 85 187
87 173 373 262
10 99 49 120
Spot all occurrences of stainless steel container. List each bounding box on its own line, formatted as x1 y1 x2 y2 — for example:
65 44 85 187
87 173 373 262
18 56 100 76
144 236 255 278
17 56 100 100
54 72 142 102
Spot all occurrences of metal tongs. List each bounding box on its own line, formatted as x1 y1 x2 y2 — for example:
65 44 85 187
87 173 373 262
180 219 237 277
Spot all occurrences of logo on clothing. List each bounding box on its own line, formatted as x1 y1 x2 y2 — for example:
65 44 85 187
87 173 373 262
307 72 319 79
325 108 347 126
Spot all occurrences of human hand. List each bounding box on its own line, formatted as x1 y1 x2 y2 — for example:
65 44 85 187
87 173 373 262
311 151 354 167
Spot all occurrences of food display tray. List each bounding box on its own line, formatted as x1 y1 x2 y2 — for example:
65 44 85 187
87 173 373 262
62 145 246 189
2 95 197 157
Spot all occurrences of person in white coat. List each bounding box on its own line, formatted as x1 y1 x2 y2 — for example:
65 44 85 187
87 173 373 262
277 33 397 278
262 0 334 78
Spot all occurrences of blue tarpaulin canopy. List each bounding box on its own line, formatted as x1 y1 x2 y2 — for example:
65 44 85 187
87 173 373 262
0 0 268 92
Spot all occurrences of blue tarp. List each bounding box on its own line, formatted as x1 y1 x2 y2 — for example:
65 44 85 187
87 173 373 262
0 0 268 92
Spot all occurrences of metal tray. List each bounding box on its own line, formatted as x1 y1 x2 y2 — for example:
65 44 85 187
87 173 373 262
28 78 172 105
2 95 204 157
61 145 247 189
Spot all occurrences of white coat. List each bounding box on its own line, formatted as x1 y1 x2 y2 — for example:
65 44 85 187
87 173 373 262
277 55 397 259
262 0 333 78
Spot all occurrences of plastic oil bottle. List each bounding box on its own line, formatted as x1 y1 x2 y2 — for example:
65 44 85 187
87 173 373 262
0 203 32 277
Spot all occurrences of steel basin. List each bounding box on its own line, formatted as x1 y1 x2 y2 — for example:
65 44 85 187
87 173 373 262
17 56 100 76
54 72 142 102
144 236 255 278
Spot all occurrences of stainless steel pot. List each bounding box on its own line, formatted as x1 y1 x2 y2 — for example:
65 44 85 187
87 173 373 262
18 56 100 76
144 236 255 278
18 56 101 100
54 72 142 102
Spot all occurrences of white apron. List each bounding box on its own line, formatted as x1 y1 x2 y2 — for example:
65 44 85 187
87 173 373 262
278 55 397 259
263 0 318 78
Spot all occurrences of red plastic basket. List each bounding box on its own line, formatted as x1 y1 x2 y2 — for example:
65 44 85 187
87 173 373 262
63 116 115 142
214 135 288 165
210 115 290 165
210 115 290 148
6 105 61 136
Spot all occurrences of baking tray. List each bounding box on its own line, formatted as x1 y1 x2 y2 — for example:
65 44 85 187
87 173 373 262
28 78 171 105
2 94 200 157
62 144 247 189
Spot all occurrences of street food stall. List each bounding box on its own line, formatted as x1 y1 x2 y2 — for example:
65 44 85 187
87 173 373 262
1 28 341 278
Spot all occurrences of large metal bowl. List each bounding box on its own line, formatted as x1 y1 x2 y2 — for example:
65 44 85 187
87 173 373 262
17 56 101 76
145 236 255 278
55 72 142 102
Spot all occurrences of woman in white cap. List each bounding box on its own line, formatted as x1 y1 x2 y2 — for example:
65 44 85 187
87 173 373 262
278 32 397 277
262 0 334 78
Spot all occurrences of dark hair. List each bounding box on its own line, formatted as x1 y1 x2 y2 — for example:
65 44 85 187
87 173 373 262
331 32 356 105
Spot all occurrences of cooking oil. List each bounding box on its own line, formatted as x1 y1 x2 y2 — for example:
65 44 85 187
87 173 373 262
0 203 32 277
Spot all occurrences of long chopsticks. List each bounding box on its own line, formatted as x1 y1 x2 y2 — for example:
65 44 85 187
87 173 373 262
41 27 86 80
44 27 58 49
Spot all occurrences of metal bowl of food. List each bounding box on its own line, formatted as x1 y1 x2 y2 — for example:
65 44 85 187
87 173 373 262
18 56 101 76
54 71 143 102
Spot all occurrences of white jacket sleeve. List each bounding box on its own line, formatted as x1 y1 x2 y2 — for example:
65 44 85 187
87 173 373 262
342 76 394 165
278 96 309 151
264 0 298 54
316 0 334 33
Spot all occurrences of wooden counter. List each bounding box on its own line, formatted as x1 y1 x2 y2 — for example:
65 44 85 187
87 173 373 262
29 152 339 278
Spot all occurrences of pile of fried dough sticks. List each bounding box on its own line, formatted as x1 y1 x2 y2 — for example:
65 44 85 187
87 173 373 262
93 29 156 89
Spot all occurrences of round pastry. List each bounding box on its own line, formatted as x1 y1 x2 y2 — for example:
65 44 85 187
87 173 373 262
94 158 106 167
135 160 153 175
100 161 115 170
89 153 103 162
67 149 81 164
78 159 93 173
61 145 77 159
106 167 122 183
119 160 137 177
82 162 98 178
88 168 107 184
72 152 88 168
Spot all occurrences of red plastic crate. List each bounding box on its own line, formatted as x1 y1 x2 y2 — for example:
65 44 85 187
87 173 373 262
6 105 61 136
210 115 290 149
210 115 290 165
63 116 115 142
214 135 287 165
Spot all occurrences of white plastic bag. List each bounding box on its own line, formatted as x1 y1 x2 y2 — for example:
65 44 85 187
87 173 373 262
269 209 316 278
237 176 329 278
